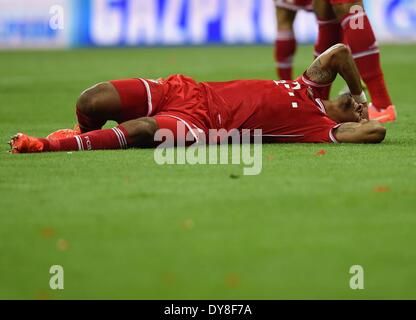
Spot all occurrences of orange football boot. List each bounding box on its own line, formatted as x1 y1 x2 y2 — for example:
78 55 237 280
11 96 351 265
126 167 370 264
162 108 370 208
9 133 46 154
368 104 397 123
46 125 81 140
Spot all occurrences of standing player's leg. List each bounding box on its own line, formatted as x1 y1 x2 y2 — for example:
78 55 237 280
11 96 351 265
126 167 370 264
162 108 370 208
313 0 343 99
313 0 342 60
274 4 297 80
330 0 395 121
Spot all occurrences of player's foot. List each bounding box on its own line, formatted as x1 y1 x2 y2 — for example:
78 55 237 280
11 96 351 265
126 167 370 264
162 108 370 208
46 125 81 140
9 133 45 154
368 104 397 123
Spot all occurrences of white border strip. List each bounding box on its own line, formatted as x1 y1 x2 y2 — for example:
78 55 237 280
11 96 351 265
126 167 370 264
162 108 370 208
302 75 331 88
317 19 339 25
276 31 295 40
329 124 342 143
275 0 312 11
341 12 366 28
114 127 128 147
277 61 293 68
113 127 128 149
352 48 380 59
117 127 128 147
157 115 200 143
139 78 153 116
315 99 327 114
74 136 83 151
111 128 124 148
258 134 305 138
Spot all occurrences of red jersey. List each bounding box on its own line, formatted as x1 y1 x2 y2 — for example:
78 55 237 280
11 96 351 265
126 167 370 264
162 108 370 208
124 74 338 144
200 76 338 143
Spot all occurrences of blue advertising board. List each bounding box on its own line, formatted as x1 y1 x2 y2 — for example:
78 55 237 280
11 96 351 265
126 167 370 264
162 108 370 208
0 0 415 48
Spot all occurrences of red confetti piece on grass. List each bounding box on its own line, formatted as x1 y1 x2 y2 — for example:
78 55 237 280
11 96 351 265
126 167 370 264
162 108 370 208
316 149 327 156
225 273 240 288
36 291 51 300
181 219 194 230
374 186 390 193
56 238 70 251
162 272 176 285
40 228 55 238
267 154 275 161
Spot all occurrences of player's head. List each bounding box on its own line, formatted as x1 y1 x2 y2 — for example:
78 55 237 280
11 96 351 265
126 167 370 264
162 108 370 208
326 94 366 123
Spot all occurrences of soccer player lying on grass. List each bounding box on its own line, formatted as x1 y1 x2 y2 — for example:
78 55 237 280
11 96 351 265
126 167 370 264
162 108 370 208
9 44 386 154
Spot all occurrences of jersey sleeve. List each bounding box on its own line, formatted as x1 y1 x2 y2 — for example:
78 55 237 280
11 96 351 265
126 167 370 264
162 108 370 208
296 72 333 100
305 123 342 143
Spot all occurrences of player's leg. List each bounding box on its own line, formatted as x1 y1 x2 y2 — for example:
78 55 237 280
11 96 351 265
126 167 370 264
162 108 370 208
75 82 120 133
9 113 205 153
313 0 342 58
9 117 159 153
312 0 342 99
331 0 394 116
44 82 120 140
274 5 297 80
76 79 150 133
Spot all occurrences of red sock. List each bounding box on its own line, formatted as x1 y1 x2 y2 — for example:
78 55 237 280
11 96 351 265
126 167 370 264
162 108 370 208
43 125 132 152
314 19 342 99
274 31 296 80
341 12 392 109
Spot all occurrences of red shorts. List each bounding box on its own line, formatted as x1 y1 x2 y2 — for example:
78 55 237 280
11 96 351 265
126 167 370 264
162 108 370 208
111 76 213 144
275 0 313 11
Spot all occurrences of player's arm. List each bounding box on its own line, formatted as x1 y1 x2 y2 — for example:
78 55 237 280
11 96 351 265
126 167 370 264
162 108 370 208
305 44 368 116
333 120 386 143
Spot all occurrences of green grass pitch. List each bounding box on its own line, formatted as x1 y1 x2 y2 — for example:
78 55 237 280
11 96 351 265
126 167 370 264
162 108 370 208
0 45 415 299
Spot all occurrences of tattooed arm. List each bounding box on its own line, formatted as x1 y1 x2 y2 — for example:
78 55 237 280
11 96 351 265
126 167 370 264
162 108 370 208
305 44 384 143
306 44 363 96
334 120 386 143
306 43 369 119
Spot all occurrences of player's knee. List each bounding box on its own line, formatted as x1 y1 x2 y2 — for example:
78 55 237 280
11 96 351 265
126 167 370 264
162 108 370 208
313 0 336 20
123 117 159 148
276 8 296 31
76 82 110 116
333 3 361 21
